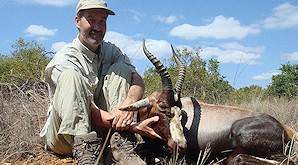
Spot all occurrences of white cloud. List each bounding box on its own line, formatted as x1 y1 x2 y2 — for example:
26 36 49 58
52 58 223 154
170 15 260 40
16 0 75 7
51 41 69 52
282 51 298 61
25 25 57 37
220 42 264 54
263 3 298 29
200 42 264 64
153 15 182 24
104 31 173 60
252 71 280 80
104 36 264 65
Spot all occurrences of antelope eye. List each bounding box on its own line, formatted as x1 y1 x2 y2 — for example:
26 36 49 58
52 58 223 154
158 105 170 113
158 100 169 109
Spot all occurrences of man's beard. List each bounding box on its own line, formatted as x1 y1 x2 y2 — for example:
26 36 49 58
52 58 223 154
82 30 104 47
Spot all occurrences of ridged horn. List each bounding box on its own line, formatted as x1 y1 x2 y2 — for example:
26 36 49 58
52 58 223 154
171 45 186 95
119 98 150 111
143 40 173 90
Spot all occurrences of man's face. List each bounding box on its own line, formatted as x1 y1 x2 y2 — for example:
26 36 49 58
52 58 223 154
75 9 108 51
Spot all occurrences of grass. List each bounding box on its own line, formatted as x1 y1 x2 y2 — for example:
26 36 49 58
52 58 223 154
0 82 48 163
283 138 297 165
196 143 212 165
236 97 298 129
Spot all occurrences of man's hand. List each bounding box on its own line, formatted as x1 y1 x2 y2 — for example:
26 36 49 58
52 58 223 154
90 101 115 128
131 116 162 139
112 109 134 131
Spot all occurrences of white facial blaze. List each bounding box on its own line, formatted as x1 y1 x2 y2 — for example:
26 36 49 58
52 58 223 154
169 106 187 149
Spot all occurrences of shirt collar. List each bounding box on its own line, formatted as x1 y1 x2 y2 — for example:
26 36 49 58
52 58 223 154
74 35 101 62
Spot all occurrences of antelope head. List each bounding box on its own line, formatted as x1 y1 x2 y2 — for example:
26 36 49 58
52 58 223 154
120 40 187 152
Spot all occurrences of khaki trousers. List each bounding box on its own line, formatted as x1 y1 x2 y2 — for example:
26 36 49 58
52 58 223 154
45 63 132 155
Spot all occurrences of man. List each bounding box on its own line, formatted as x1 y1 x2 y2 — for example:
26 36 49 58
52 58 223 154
39 0 161 164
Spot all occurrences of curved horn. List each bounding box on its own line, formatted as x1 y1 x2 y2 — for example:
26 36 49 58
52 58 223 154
171 45 186 95
143 40 173 90
119 98 150 111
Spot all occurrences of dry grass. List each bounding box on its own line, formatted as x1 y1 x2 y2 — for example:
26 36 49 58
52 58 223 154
0 82 48 163
237 97 298 129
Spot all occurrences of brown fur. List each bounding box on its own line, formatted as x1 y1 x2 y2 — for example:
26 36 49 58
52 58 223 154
283 125 298 141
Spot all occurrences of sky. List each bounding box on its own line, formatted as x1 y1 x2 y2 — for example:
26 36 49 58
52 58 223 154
1 0 298 89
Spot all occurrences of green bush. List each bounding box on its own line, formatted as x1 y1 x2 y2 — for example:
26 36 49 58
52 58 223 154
228 85 266 105
266 63 298 99
0 38 50 85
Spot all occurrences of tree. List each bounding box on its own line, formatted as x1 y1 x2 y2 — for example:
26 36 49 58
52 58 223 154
266 63 298 99
0 38 50 85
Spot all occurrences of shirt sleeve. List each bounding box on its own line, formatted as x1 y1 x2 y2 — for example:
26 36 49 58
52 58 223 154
49 61 80 86
51 66 62 85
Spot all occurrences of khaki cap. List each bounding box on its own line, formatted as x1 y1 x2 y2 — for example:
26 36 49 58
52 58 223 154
76 0 115 15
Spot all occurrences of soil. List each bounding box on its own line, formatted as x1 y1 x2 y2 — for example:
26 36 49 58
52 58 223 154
2 149 298 165
3 152 76 165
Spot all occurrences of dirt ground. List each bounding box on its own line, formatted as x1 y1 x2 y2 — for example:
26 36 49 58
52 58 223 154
3 152 76 165
3 150 298 165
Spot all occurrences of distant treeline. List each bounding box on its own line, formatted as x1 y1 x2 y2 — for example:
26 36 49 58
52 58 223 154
143 48 298 104
1 38 297 104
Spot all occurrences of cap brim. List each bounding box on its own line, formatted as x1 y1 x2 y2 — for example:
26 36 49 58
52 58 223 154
100 7 115 15
77 6 115 15
106 9 115 15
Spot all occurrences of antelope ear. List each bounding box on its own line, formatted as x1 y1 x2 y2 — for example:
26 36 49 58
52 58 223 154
119 98 150 111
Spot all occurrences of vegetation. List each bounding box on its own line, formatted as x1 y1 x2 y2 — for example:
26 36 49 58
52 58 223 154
0 38 50 162
228 85 266 105
0 38 50 85
144 47 298 104
267 63 298 99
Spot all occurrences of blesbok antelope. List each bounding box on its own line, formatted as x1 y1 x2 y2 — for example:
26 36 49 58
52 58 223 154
121 41 298 164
